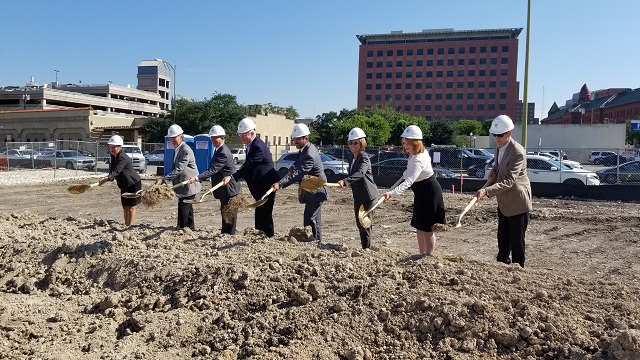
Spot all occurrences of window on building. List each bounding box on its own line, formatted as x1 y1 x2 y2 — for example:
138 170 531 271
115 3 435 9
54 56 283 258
385 83 392 89
396 61 403 67
468 82 475 88
438 48 444 54
459 47 466 54
502 45 509 52
457 70 464 77
470 47 476 53
446 93 453 99
407 49 413 56
414 105 421 111
488 104 496 110
491 46 498 53
456 104 463 111
416 83 422 89
386 72 392 79
407 60 413 67
458 59 465 65
478 81 485 88
417 49 423 55
376 61 383 68
406 72 413 78
375 84 382 89
416 72 422 78
446 105 452 111
375 94 382 101
416 60 423 66
477 104 484 110
501 57 508 64
405 94 412 100
426 82 433 89
436 82 443 89
501 69 507 76
490 69 497 76
405 83 412 89
456 93 463 99
365 95 372 101
404 105 411 111
427 60 433 66
499 104 506 110
387 50 393 56
467 104 474 111
480 46 487 53
469 58 476 65
437 59 444 66
425 105 431 111
396 72 402 78
446 82 453 89
499 92 507 99
426 71 433 77
366 84 372 90
468 70 475 76
490 58 497 64
426 94 432 100
447 59 454 66
478 93 485 99
489 81 496 87
397 50 403 56
367 62 373 68
435 93 442 99
489 93 496 99
386 61 392 67
427 49 434 55
395 94 401 100
479 70 486 76
448 48 454 54
377 50 383 56
376 73 382 79
415 93 422 100
447 71 454 77
367 51 373 57
500 81 507 87
436 71 443 77
435 105 442 111
467 93 474 99
385 94 392 100
480 58 486 65
366 73 372 79
395 83 402 89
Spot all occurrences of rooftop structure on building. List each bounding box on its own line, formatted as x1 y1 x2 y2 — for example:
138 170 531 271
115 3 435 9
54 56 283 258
356 27 523 122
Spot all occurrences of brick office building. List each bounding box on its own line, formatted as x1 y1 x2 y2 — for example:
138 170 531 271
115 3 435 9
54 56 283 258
356 28 522 122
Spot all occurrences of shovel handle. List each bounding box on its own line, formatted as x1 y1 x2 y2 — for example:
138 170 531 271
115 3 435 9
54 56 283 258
324 183 341 188
361 196 385 219
260 187 275 200
199 180 225 200
172 179 190 189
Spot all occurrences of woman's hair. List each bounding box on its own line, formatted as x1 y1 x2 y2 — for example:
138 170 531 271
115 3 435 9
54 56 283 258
403 138 425 155
358 138 367 149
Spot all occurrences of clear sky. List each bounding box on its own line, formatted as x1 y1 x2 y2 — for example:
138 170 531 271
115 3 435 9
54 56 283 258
2 1 639 120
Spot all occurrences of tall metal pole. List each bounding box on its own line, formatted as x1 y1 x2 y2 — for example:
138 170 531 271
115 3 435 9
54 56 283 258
172 64 176 122
54 69 59 86
521 0 531 148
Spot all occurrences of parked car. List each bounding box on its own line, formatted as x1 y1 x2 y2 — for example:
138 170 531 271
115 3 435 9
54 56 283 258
369 151 408 165
596 154 632 167
0 149 43 159
463 148 493 157
230 148 246 164
122 145 147 173
596 161 640 184
467 158 494 178
589 151 618 164
526 155 599 185
541 149 568 160
40 150 96 170
275 152 348 175
428 147 492 171
371 157 459 178
320 147 349 161
144 149 164 165
528 152 583 169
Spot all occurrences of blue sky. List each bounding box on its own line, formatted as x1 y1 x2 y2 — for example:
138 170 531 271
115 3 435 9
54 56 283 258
2 1 639 120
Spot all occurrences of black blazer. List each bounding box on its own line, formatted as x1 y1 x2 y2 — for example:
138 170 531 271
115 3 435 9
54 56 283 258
107 150 141 190
233 136 280 199
342 152 379 205
278 143 328 203
197 143 241 199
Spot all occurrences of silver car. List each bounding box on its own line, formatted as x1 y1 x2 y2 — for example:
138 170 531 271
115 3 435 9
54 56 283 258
275 152 348 175
41 150 96 170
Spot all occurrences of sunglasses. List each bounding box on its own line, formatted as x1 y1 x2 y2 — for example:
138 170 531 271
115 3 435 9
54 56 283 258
493 132 508 138
348 141 360 146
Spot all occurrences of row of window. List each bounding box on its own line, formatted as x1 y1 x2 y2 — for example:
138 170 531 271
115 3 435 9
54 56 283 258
365 93 508 101
366 58 508 68
364 81 509 90
365 69 508 79
378 104 508 112
366 46 509 57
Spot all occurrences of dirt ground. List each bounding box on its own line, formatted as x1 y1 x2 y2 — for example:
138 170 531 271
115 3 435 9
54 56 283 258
0 176 639 359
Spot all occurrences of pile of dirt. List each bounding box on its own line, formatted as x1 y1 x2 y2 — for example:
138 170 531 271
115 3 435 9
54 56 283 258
141 184 175 207
0 211 639 359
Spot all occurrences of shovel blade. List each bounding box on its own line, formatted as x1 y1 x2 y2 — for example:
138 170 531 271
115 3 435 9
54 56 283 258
246 198 268 208
300 176 326 192
67 184 91 194
183 198 204 204
357 204 373 228
121 192 141 199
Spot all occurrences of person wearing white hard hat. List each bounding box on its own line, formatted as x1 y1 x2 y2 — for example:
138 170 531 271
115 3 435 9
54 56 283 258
382 125 446 256
475 115 532 267
99 135 142 226
187 125 241 235
155 124 202 230
222 117 280 237
271 123 328 241
337 128 379 249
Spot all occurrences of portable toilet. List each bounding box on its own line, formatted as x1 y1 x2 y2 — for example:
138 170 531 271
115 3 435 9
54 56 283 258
163 134 196 176
194 134 214 174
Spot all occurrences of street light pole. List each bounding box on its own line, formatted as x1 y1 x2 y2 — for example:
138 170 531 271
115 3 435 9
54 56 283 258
155 59 176 122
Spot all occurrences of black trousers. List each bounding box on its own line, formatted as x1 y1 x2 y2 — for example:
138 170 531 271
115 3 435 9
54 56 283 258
178 195 196 230
353 199 375 249
219 196 237 235
497 208 529 267
303 196 325 241
254 191 275 237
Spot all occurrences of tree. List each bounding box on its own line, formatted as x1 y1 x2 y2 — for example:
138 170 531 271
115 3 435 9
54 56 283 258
626 120 640 146
332 113 392 145
454 120 483 137
140 116 173 143
428 119 456 145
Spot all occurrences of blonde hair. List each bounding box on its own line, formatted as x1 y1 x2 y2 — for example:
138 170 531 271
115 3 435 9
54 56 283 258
402 138 425 155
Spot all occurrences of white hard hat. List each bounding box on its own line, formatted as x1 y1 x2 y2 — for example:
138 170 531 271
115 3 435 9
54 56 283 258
208 125 225 137
291 123 310 139
490 115 515 134
237 117 256 134
107 135 124 146
167 124 184 138
401 125 423 140
347 127 366 141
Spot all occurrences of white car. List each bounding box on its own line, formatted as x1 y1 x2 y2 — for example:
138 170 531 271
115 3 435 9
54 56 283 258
231 148 246 164
531 152 583 169
526 155 599 185
276 152 348 175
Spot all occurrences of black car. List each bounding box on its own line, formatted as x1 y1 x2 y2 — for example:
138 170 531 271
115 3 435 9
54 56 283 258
320 147 349 161
467 158 494 178
428 147 492 171
369 151 408 165
370 157 458 179
597 155 631 167
596 161 640 184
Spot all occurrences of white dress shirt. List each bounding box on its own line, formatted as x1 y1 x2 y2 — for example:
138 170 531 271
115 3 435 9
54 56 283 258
388 151 434 196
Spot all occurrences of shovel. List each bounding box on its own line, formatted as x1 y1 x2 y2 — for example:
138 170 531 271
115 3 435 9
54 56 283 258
357 177 404 228
184 181 224 204
122 179 190 199
299 175 341 193
455 179 491 228
67 182 100 194
358 196 385 229
245 187 274 208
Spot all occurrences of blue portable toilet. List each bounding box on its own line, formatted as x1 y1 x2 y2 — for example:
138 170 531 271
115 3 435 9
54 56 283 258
194 134 214 175
163 134 196 176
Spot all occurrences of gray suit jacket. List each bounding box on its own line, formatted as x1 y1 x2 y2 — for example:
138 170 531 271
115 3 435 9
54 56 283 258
278 143 328 203
486 137 532 216
164 142 201 198
342 152 379 205
197 143 240 200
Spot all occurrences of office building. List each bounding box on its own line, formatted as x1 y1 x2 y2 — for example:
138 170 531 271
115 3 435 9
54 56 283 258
356 28 522 122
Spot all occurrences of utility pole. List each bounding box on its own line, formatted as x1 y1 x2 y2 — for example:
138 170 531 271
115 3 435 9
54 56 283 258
522 0 532 148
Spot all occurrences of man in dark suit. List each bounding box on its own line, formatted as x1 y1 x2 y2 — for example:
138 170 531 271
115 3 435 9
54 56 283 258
155 124 201 230
188 125 241 235
475 115 532 267
222 117 280 237
272 123 328 241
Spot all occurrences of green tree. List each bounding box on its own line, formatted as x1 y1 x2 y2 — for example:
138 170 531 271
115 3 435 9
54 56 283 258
626 120 640 145
140 116 173 143
429 119 456 145
333 113 392 145
454 119 483 137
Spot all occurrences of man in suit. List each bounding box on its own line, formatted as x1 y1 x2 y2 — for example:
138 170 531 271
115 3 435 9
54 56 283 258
155 124 201 230
337 128 379 249
222 117 280 237
475 115 532 267
271 123 328 241
188 125 241 235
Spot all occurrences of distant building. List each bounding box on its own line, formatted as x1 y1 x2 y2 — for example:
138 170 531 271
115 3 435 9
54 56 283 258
0 60 172 143
356 27 522 122
542 84 640 125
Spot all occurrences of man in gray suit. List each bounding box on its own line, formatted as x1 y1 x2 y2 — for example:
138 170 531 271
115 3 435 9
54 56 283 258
475 115 532 267
155 124 201 230
188 125 241 234
272 123 328 241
